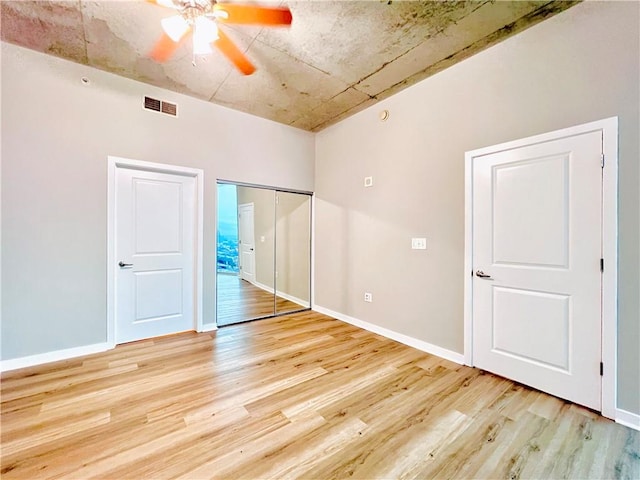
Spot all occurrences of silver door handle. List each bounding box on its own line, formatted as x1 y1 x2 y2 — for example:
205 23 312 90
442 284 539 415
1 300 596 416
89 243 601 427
119 261 133 268
475 270 493 279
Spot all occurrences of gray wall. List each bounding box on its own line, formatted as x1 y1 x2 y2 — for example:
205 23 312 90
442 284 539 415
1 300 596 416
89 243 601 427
1 42 314 360
314 1 639 414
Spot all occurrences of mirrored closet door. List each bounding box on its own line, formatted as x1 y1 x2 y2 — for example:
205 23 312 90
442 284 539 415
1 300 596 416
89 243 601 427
275 191 311 315
216 182 311 326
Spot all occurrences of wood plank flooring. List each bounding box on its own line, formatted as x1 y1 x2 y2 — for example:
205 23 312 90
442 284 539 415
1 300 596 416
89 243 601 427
216 274 305 325
1 311 638 479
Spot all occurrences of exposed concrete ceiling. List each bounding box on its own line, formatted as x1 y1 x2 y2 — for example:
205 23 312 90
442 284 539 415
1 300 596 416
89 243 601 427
1 1 577 131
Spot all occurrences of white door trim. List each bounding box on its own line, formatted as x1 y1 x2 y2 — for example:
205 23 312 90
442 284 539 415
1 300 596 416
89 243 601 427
107 156 205 347
464 117 618 419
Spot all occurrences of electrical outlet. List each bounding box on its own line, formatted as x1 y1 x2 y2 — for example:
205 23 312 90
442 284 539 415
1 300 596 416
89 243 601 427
411 237 427 250
364 292 373 303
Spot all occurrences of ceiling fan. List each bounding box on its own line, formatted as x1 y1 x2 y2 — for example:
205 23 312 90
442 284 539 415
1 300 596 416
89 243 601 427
147 0 292 75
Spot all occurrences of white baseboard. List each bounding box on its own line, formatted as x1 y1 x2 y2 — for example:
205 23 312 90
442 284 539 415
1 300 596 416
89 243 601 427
276 290 310 308
200 323 218 332
313 305 464 365
253 280 275 295
253 281 309 309
0 342 112 372
616 408 640 431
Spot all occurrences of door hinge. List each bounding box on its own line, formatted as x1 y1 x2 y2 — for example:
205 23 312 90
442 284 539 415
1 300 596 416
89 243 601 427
600 154 605 168
600 258 604 272
600 362 604 376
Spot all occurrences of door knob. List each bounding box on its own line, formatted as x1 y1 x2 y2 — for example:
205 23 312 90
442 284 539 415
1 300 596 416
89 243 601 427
475 270 493 279
119 261 133 268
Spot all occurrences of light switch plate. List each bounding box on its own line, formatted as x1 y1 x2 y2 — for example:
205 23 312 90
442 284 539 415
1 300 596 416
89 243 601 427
364 176 373 187
411 238 427 250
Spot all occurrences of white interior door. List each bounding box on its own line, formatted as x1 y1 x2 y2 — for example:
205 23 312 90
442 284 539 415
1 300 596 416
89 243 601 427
116 167 195 343
471 130 602 411
238 203 256 284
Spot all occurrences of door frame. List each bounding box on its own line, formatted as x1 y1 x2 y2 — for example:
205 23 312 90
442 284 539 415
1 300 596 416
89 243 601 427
463 117 618 419
107 156 205 347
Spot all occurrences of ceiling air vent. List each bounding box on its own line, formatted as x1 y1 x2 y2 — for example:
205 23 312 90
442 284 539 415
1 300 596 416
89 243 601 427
143 96 178 117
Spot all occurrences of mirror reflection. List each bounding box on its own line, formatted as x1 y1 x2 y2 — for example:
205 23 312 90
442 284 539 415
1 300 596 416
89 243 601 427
275 191 311 314
216 182 311 326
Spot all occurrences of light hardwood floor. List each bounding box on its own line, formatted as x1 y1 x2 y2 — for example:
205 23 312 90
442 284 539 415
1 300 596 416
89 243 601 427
216 273 306 325
1 311 638 479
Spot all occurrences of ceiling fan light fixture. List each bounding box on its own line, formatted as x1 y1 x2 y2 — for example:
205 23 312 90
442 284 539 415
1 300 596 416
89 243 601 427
193 16 218 55
156 0 180 8
195 16 219 41
193 36 213 55
161 14 190 42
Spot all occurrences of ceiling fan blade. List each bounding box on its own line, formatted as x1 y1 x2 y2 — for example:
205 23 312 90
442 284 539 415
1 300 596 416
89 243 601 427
214 4 292 25
214 30 256 75
150 32 183 62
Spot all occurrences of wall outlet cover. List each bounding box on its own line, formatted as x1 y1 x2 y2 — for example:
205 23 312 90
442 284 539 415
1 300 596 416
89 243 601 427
411 238 427 250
